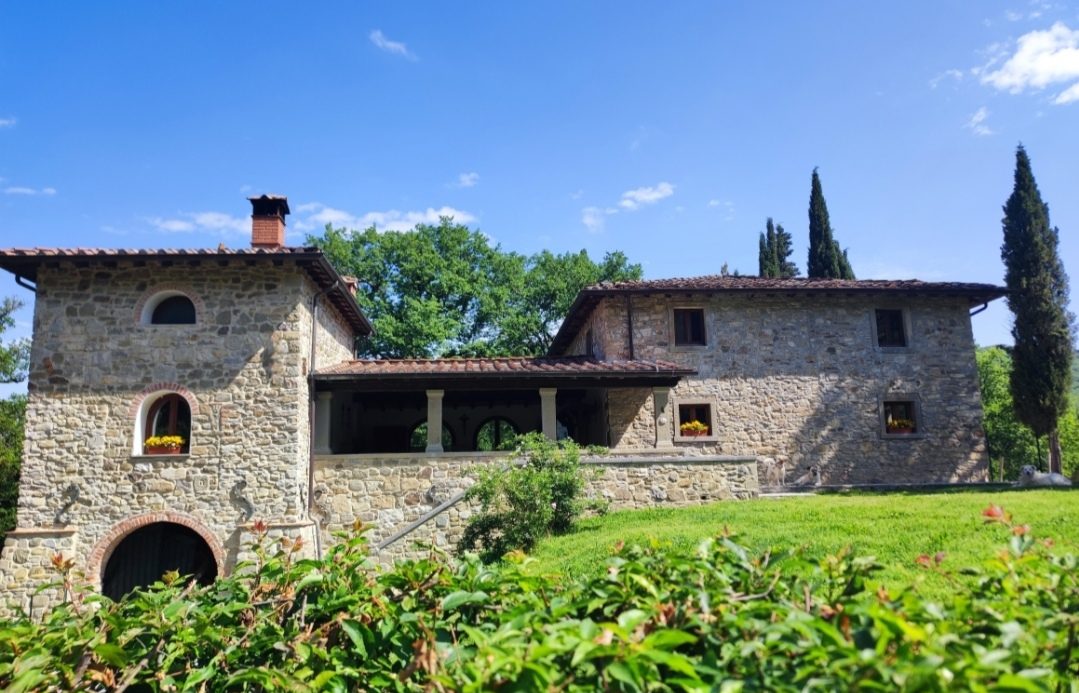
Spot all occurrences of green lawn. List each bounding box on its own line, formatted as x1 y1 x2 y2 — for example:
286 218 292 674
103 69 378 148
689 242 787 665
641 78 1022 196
530 488 1079 598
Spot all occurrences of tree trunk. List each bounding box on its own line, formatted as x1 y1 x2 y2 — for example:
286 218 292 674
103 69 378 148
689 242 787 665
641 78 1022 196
1048 428 1063 475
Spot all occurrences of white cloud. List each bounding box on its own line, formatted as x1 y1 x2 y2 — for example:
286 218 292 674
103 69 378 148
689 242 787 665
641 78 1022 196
293 202 477 232
929 68 964 89
4 186 56 196
455 172 479 188
965 106 995 136
147 211 247 235
980 22 1079 104
580 206 618 233
618 181 675 210
369 30 417 61
0 117 15 128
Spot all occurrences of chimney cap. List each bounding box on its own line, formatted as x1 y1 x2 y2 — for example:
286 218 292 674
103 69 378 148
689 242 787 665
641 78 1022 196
247 194 291 217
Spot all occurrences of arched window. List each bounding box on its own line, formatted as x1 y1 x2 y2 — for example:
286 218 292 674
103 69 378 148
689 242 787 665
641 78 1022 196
140 291 197 325
151 295 196 324
143 394 191 453
409 422 454 452
474 417 519 452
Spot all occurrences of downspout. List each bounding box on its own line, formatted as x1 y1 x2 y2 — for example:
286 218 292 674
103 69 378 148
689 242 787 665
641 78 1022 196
307 281 343 559
969 302 988 317
626 294 635 360
15 275 36 293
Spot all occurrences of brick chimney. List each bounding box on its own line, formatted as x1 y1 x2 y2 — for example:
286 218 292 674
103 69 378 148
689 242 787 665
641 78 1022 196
248 194 290 248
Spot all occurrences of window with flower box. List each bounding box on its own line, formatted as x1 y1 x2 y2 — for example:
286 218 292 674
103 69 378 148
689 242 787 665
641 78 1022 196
141 394 191 454
675 401 715 440
881 398 921 437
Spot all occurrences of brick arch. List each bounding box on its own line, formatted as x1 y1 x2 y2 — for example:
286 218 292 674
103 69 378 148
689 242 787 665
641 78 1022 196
133 284 206 325
128 383 201 417
86 512 227 588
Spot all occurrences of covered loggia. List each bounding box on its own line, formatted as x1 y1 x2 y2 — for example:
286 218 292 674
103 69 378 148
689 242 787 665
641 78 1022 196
312 357 694 454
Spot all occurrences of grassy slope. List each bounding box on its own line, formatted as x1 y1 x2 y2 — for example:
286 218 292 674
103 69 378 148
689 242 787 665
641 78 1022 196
530 489 1079 599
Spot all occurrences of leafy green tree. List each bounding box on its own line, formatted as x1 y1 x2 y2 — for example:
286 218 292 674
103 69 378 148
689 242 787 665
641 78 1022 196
1000 145 1073 474
0 297 29 540
807 168 855 279
978 346 1079 480
310 220 640 357
493 249 640 355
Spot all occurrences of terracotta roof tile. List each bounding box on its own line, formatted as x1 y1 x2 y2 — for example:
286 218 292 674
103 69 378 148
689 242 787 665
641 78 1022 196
317 357 694 378
587 275 1005 293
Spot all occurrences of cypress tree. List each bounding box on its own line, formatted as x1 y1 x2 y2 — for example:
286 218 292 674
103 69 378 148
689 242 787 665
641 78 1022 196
807 168 854 279
758 232 772 277
775 223 800 278
758 219 779 277
1001 145 1073 474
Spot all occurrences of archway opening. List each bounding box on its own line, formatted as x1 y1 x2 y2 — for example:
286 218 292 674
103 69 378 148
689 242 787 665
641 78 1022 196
101 522 218 600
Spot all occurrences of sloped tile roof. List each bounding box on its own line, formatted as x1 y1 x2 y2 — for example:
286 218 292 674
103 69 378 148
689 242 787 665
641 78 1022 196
318 356 693 378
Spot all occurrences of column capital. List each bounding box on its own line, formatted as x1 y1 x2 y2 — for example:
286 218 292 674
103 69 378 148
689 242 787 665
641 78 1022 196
317 390 333 401
426 389 445 400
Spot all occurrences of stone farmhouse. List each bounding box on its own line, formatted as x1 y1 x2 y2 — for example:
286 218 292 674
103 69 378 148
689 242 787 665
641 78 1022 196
0 195 1005 614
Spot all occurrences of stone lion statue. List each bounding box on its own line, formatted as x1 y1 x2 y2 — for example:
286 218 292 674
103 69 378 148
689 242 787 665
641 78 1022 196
1015 465 1073 488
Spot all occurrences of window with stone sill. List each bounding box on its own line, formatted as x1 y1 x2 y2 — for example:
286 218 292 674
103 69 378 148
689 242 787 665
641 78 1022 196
136 393 191 454
672 308 706 347
881 399 921 437
675 402 716 440
873 308 910 349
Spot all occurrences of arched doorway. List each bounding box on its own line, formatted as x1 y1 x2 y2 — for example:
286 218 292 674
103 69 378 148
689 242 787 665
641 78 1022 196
101 522 218 600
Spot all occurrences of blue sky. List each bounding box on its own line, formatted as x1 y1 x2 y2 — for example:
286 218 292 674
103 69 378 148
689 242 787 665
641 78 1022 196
2 1 1078 365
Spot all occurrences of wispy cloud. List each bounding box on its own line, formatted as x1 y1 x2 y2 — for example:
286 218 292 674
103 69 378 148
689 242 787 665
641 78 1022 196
147 211 248 235
581 206 617 233
0 117 15 129
4 186 56 196
929 68 964 89
618 182 675 210
454 172 479 188
980 22 1079 104
369 30 417 61
578 181 675 232
965 106 995 136
708 199 736 221
294 202 476 232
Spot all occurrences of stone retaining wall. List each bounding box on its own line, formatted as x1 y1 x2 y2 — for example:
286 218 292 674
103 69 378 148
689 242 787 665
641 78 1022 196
313 451 759 562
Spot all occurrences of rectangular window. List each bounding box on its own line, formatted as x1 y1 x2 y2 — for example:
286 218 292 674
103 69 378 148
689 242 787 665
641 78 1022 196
883 400 918 435
585 328 595 357
673 308 706 346
875 309 907 348
678 403 712 436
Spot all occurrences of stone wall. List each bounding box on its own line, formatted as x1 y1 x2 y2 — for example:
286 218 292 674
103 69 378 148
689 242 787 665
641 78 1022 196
313 451 758 563
1 258 358 616
572 293 989 484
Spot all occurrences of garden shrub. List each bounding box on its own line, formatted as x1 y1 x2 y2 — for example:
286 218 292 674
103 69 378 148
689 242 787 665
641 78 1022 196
458 433 602 562
0 506 1076 691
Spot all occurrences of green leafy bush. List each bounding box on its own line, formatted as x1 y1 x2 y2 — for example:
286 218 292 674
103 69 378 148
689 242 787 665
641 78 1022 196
458 433 602 562
1 508 1076 690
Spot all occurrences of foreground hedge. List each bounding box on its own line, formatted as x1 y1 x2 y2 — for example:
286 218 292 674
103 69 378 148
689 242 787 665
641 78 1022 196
1 507 1076 691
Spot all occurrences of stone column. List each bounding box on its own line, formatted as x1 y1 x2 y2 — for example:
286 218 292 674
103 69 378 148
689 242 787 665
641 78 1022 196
652 387 675 449
539 388 557 440
314 391 333 454
426 390 445 453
